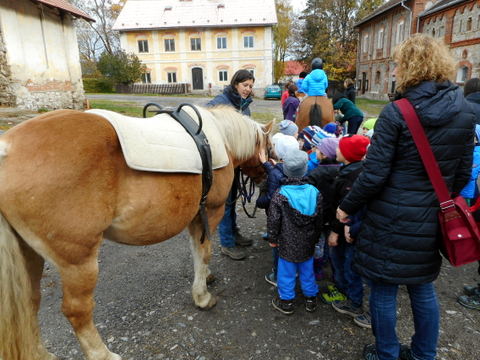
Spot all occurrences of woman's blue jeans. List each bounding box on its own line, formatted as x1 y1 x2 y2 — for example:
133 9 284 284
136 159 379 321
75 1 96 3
369 281 439 360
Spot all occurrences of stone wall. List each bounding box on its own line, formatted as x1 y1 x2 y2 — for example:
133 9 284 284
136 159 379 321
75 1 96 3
0 22 15 106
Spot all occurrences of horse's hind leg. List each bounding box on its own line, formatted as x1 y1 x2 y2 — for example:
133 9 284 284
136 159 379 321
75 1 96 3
59 239 121 360
188 209 224 309
18 239 58 360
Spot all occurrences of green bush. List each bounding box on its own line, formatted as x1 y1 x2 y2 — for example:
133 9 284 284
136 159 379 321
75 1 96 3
83 78 114 93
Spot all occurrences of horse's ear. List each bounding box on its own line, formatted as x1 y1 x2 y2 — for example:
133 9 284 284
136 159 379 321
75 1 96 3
262 119 275 135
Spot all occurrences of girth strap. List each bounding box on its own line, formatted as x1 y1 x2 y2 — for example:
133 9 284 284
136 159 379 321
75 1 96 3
144 103 213 243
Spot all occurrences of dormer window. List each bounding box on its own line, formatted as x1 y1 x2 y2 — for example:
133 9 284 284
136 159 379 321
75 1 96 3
165 6 172 11
217 4 225 8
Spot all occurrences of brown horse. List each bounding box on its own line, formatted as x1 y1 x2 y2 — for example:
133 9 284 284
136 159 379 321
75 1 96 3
295 95 334 131
0 106 273 360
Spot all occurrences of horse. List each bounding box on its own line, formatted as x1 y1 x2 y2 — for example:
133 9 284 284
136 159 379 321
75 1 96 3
0 105 273 360
295 95 335 132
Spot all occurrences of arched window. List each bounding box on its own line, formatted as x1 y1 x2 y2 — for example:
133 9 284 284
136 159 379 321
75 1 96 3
456 66 469 83
432 28 436 37
467 17 472 31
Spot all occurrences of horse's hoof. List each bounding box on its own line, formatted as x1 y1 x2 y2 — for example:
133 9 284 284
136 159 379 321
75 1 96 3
206 273 216 285
194 293 217 310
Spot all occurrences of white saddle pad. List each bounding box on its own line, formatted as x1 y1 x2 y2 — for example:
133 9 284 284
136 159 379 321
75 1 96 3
86 108 229 174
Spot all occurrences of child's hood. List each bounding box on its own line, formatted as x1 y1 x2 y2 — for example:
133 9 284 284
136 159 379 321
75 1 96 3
279 183 320 225
309 69 326 81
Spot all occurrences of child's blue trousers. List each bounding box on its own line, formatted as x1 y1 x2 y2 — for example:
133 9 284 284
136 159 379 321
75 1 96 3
277 256 318 300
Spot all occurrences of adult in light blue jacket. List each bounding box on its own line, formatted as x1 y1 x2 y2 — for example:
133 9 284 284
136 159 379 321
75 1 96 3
300 58 328 96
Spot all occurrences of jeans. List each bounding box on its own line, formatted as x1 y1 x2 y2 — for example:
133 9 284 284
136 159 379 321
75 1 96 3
346 116 363 135
369 281 439 360
218 171 239 248
277 257 318 300
329 242 364 307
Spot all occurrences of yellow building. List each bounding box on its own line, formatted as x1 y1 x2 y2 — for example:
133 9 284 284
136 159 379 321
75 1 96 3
113 0 277 93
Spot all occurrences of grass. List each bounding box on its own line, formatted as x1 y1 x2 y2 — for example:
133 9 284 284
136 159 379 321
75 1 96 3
89 100 144 117
356 98 389 118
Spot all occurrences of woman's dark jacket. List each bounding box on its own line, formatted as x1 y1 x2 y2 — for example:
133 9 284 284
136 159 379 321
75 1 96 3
256 162 286 210
466 92 480 124
268 178 323 262
345 85 356 103
306 160 341 231
206 85 252 116
339 81 475 285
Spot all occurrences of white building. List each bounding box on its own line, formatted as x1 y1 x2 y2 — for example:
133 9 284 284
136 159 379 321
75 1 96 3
113 0 277 94
0 0 93 110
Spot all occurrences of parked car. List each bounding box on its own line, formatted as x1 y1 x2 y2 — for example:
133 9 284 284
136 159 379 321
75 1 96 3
264 85 282 100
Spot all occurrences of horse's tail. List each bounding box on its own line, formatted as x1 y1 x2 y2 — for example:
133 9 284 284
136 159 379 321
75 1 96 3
309 98 323 127
0 212 39 360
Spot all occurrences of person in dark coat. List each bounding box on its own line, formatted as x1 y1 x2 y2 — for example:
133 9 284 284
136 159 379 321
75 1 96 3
464 77 480 124
332 89 364 135
206 69 255 260
457 78 480 311
336 34 475 360
207 69 254 116
343 78 356 103
268 150 322 315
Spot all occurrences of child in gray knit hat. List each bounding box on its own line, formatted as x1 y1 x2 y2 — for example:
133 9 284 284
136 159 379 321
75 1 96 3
267 149 323 315
278 120 299 138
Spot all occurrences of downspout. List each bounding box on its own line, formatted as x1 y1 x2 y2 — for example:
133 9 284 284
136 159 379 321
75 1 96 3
400 0 413 35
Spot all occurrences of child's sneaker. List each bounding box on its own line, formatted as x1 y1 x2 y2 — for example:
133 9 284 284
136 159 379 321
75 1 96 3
354 311 372 329
271 297 294 315
321 285 346 304
332 299 363 317
305 296 318 312
463 284 480 296
458 294 480 310
264 271 277 287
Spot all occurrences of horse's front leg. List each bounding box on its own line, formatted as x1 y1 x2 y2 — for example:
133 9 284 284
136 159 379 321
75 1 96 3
59 237 121 360
188 207 224 309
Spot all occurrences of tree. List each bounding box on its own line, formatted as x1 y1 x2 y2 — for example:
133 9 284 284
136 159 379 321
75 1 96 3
356 0 385 21
97 50 146 85
273 0 293 83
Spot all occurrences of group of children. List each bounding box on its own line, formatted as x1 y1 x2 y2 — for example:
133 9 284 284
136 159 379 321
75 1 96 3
257 117 376 328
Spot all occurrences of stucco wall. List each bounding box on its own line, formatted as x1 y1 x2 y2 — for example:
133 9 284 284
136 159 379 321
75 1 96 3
120 25 274 92
0 0 85 110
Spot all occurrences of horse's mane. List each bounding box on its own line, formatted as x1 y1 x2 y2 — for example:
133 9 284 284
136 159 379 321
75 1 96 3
199 105 265 161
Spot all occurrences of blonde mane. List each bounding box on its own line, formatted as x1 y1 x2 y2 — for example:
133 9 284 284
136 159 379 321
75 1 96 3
199 105 265 161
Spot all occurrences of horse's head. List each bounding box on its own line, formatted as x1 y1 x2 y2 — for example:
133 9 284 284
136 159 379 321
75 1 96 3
239 119 274 183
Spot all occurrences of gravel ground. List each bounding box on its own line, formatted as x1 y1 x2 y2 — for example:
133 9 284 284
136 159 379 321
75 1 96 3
38 203 480 360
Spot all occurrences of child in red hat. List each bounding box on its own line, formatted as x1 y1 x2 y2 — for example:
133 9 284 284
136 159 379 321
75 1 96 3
325 134 371 328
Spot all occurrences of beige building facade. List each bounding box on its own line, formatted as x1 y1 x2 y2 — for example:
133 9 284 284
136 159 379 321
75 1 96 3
113 0 277 93
0 0 91 110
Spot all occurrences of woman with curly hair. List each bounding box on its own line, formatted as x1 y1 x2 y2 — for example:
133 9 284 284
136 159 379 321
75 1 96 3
336 34 475 360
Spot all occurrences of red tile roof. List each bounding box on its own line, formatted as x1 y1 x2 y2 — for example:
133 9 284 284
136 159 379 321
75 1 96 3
284 61 305 76
32 0 94 21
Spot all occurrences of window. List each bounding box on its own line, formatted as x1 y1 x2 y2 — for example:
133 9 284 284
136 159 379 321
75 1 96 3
456 66 468 83
459 19 463 32
467 17 472 31
375 71 381 85
164 38 175 52
217 36 227 49
396 21 405 44
167 72 177 83
219 70 228 82
363 34 369 53
141 72 151 83
190 37 201 51
478 15 480 29
377 29 384 49
432 28 436 37
243 35 254 48
138 40 149 53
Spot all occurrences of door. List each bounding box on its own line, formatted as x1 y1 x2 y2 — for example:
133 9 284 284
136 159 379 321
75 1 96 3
192 68 203 90
361 72 367 94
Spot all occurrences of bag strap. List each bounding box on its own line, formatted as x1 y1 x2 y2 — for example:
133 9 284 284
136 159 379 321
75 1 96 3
395 98 453 209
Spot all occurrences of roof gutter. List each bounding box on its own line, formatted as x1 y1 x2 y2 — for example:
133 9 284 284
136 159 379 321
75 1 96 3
400 0 414 34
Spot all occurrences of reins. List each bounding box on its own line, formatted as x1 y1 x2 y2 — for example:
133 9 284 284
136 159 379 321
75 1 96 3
237 170 258 218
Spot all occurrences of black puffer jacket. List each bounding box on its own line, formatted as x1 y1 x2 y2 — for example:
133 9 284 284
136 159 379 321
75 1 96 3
345 85 356 103
465 92 480 124
339 81 475 285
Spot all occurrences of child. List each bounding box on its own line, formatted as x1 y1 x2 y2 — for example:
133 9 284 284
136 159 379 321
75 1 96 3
282 84 300 121
300 58 328 97
307 131 335 172
306 137 342 282
268 150 323 315
361 118 377 138
328 134 371 328
278 119 298 138
257 134 299 286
